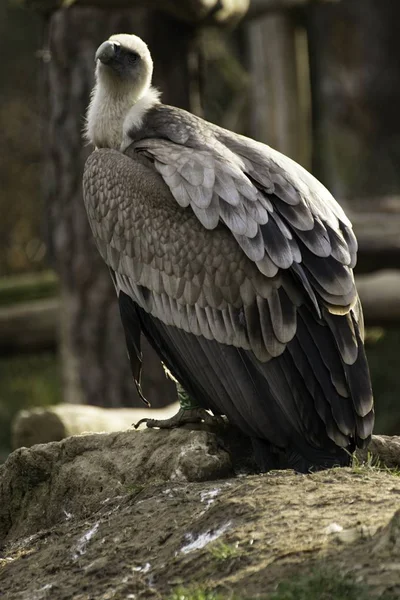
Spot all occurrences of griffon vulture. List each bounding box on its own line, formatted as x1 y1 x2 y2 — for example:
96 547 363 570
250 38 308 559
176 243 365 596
83 33 374 472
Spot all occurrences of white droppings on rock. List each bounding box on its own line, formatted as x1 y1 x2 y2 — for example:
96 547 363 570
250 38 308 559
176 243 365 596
132 562 151 573
31 583 54 600
170 467 187 481
180 521 232 554
200 488 220 505
324 522 343 534
73 522 100 559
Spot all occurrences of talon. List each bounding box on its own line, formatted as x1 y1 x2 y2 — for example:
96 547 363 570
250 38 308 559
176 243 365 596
133 408 225 431
134 418 151 429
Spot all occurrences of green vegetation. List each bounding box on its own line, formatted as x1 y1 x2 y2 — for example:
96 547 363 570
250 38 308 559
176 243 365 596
0 352 61 459
352 451 400 477
0 271 58 307
365 328 400 436
208 542 242 561
268 569 399 600
169 569 399 600
169 588 225 600
268 570 371 600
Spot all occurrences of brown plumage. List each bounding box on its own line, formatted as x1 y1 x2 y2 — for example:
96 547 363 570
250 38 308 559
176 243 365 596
83 34 374 472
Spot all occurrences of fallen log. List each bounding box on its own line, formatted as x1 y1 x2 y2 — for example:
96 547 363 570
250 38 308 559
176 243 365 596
349 196 400 273
355 270 400 327
0 298 59 354
11 402 179 449
0 271 58 308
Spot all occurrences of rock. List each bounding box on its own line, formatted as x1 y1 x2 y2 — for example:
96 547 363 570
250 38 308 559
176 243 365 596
3 424 400 599
0 428 242 545
373 509 400 554
11 402 180 449
12 403 400 475
356 434 400 469
1 455 400 600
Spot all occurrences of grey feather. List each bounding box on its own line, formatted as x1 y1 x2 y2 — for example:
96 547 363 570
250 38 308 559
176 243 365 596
267 287 297 344
243 196 269 225
234 229 265 262
256 253 279 278
191 192 220 229
271 173 301 206
326 225 351 266
261 219 294 270
214 172 241 206
219 200 248 235
295 217 332 258
257 297 286 357
340 224 358 269
273 197 314 231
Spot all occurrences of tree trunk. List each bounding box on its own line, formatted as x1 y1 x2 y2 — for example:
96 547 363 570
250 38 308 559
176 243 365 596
43 7 198 407
246 11 311 168
307 0 400 199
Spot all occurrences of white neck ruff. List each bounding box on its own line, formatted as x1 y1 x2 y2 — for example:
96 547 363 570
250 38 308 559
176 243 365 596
85 84 160 150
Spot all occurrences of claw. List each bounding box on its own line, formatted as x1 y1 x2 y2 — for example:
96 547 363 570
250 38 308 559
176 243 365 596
133 408 225 431
134 418 152 429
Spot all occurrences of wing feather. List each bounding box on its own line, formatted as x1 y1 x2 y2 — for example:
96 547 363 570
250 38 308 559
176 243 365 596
84 107 373 461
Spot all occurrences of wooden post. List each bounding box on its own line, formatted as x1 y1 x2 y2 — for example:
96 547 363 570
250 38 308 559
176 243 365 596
245 10 311 168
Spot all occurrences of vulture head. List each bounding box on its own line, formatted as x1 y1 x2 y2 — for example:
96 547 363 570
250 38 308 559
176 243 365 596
95 34 153 96
85 34 159 149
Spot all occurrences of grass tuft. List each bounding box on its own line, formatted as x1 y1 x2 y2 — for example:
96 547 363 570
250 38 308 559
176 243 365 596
352 452 400 477
268 569 381 600
208 542 241 561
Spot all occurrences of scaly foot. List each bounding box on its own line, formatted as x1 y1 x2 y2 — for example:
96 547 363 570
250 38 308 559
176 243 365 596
134 407 225 431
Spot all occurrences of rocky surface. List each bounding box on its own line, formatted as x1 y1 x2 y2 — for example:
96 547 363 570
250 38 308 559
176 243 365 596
11 402 180 450
1 429 400 599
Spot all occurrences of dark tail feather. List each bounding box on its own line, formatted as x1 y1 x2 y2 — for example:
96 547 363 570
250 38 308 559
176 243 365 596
251 437 351 473
286 444 352 473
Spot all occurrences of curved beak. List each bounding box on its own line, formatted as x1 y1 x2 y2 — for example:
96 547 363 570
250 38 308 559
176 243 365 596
95 41 117 64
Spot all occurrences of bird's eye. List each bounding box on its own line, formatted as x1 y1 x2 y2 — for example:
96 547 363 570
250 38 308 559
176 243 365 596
128 51 139 63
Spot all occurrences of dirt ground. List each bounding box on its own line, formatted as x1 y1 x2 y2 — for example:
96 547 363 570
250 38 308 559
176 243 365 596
1 431 400 599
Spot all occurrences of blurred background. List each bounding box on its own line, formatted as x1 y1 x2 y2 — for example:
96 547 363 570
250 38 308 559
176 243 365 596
1 0 399 460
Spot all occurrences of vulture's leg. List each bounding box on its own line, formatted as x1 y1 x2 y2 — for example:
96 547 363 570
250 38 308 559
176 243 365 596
134 383 225 430
119 291 224 431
